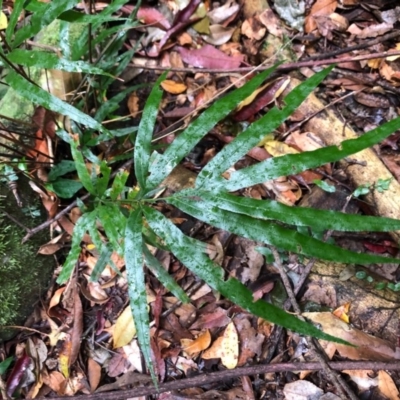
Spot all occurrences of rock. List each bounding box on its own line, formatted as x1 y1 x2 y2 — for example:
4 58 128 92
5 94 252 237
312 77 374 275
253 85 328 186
320 394 341 400
283 380 323 400
0 176 54 341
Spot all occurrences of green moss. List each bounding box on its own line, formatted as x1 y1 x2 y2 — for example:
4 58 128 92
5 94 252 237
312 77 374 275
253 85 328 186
0 177 54 341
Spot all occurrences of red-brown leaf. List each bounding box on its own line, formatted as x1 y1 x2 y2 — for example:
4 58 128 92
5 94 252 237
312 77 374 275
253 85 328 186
176 45 242 69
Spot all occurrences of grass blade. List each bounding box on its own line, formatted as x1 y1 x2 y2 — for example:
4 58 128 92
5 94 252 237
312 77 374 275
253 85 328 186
146 64 280 191
125 209 156 384
196 66 335 189
143 206 350 345
175 189 400 232
169 195 399 264
135 72 167 190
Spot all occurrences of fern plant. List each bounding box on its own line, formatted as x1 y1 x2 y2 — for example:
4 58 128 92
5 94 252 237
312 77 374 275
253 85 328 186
54 67 400 377
3 0 400 382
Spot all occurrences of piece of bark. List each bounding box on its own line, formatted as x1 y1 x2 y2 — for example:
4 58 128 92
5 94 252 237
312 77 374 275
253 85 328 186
285 78 400 241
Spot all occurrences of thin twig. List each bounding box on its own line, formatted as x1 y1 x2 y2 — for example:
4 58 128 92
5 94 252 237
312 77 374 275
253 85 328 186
0 210 30 232
304 30 400 61
129 49 400 74
269 246 358 400
35 361 400 400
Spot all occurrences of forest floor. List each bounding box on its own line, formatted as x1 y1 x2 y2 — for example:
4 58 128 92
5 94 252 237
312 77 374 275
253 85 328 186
3 0 400 399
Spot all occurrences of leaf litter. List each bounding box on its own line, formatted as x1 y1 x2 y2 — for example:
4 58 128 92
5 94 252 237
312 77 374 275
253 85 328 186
3 0 400 399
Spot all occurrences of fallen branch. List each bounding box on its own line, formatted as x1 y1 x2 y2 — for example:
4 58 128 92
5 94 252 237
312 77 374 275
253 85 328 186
37 361 400 400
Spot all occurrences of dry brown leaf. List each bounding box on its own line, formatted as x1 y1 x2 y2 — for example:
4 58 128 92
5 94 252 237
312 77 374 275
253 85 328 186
202 322 239 369
259 8 283 38
378 370 400 400
286 131 324 152
332 302 350 323
113 306 137 348
63 372 88 396
305 0 337 33
181 330 211 357
380 61 400 87
38 242 63 255
356 22 393 39
241 17 266 41
42 370 67 396
202 336 224 360
87 358 101 392
81 280 109 304
303 312 400 361
328 12 348 31
208 0 240 25
127 92 139 115
161 80 187 94
203 24 235 46
190 307 230 330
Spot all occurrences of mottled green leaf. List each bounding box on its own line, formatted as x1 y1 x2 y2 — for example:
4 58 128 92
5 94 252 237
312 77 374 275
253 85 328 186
57 213 90 283
173 189 400 232
46 179 83 198
48 160 76 181
196 66 335 189
219 116 400 192
143 245 190 304
146 64 280 191
96 160 111 197
135 72 167 190
12 0 80 48
143 206 350 345
70 136 96 195
169 195 399 264
7 49 111 75
5 72 109 134
110 170 130 201
90 245 112 282
6 0 24 43
125 209 156 384
97 204 126 255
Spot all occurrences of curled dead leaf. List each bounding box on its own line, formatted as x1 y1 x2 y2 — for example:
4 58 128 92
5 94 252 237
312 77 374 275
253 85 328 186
181 330 211 357
202 322 239 369
161 80 187 94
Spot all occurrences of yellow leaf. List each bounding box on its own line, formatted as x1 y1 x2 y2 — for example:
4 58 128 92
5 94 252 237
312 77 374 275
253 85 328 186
161 80 187 94
236 81 271 111
181 330 211 357
378 370 400 400
202 322 239 369
0 12 7 30
202 336 224 359
113 306 136 348
333 302 350 323
236 77 290 111
220 322 239 369
264 140 299 157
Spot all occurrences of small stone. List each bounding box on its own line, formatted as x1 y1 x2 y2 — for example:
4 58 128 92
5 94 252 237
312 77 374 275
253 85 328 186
283 380 324 400
320 394 341 400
